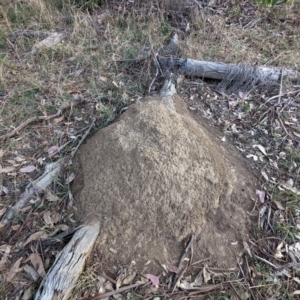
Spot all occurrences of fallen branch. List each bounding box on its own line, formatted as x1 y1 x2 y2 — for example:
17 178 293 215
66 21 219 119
156 34 299 89
158 57 300 83
7 30 52 43
0 99 86 141
172 234 194 292
29 32 66 56
34 217 100 300
88 282 143 300
1 159 64 225
71 118 96 157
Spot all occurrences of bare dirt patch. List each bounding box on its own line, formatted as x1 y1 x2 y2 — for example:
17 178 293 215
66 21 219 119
72 95 258 274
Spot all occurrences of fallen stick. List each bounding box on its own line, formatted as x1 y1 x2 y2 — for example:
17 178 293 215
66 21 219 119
0 159 64 225
7 30 52 43
158 57 300 83
0 99 86 141
34 217 100 300
88 282 143 300
71 118 96 157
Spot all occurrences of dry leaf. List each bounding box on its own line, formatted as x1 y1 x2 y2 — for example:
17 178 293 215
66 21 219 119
43 211 53 227
116 274 125 290
0 244 11 253
20 165 36 173
178 280 195 289
25 253 46 278
48 146 59 155
0 185 8 195
273 200 285 210
24 231 48 246
203 267 211 283
293 291 300 295
256 190 265 203
45 191 59 202
7 257 23 282
51 211 60 224
238 91 246 99
0 166 15 174
122 271 136 285
293 277 300 284
15 156 25 162
99 76 108 82
66 172 75 184
274 242 284 259
7 159 18 166
246 154 258 161
22 287 34 300
0 244 11 271
165 261 179 273
23 264 39 281
253 144 268 156
12 224 21 231
261 170 269 181
53 116 64 124
143 274 159 286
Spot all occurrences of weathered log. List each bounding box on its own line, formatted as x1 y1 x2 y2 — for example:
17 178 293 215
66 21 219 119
158 57 300 83
34 218 100 300
1 159 64 225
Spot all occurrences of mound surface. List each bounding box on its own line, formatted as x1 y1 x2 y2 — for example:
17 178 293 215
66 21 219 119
72 95 257 273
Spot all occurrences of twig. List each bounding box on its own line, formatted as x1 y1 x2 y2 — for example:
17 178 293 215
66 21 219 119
245 256 257 299
49 124 92 157
277 68 283 105
186 281 242 294
277 113 289 136
100 272 117 285
0 99 86 140
88 283 143 300
71 118 96 157
148 67 159 94
276 262 300 272
172 265 188 293
228 281 242 300
7 30 51 43
257 88 300 112
149 35 163 74
255 253 300 272
253 254 278 269
172 235 194 291
148 35 163 93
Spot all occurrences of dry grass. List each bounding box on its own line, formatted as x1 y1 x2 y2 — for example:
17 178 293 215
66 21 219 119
0 0 300 299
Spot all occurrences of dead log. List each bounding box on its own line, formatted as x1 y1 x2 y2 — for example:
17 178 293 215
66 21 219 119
158 57 300 83
157 33 299 88
34 218 100 300
1 159 64 225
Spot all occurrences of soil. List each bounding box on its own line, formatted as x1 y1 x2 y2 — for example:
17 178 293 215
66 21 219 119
72 94 258 274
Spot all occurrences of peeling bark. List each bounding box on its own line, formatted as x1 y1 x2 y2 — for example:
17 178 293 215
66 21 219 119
34 218 100 300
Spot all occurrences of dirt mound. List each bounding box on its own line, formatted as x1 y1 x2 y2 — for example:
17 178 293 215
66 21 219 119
72 95 257 273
